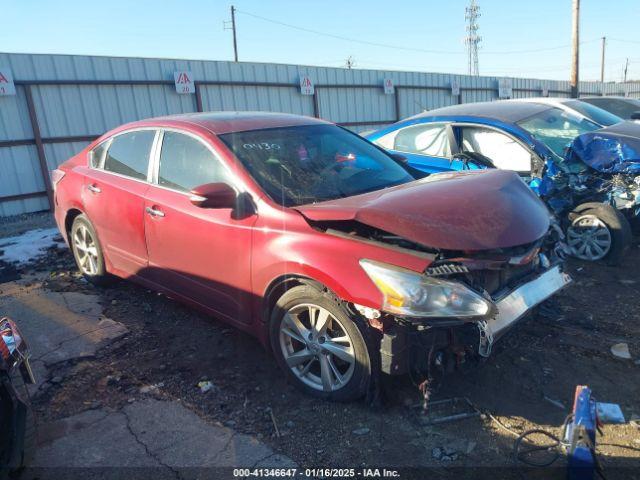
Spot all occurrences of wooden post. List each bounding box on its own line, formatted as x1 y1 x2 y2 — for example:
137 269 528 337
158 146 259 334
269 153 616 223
231 6 238 62
24 84 53 210
570 0 580 98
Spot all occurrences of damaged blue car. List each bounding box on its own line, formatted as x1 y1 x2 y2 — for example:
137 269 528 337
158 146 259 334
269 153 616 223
366 100 640 263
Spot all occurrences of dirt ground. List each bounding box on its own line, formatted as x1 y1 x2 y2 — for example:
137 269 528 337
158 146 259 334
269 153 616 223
4 215 640 479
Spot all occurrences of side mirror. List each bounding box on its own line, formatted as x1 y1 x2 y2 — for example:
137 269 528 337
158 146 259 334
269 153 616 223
390 153 408 164
630 111 640 120
189 183 237 209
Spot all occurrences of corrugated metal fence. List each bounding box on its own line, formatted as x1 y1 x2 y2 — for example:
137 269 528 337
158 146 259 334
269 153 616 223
1 52 639 217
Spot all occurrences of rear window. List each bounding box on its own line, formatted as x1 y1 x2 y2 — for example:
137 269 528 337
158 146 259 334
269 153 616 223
103 130 156 180
582 97 640 120
564 100 622 126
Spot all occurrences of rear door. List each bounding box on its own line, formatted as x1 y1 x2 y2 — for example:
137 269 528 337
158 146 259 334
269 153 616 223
82 129 158 276
373 123 469 173
142 129 256 325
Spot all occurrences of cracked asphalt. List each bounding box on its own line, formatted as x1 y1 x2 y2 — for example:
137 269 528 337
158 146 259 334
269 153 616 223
29 399 294 479
0 256 294 480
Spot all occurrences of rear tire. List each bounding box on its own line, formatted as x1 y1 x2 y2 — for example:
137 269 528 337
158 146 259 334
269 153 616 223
566 202 632 265
10 369 35 473
0 370 35 478
269 285 371 402
70 215 111 285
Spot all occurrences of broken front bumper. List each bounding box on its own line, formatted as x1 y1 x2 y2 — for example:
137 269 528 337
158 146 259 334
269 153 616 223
477 265 572 357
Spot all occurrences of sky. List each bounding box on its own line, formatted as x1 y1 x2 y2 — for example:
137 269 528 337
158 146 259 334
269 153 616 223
2 0 639 82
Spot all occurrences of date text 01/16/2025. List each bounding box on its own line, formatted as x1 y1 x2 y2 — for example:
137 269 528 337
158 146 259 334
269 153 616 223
232 468 401 478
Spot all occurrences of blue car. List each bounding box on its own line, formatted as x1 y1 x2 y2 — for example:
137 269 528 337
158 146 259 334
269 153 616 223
367 100 640 263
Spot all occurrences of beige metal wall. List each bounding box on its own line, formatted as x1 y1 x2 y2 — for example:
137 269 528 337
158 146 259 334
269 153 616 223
0 52 636 217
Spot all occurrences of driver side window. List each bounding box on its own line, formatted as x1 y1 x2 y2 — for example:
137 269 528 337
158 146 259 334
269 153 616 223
458 126 532 173
157 131 229 192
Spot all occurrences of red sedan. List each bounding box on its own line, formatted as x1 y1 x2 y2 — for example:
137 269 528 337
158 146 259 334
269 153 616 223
52 112 571 401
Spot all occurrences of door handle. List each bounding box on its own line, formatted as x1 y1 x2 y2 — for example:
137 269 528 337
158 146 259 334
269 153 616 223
145 206 165 218
87 184 101 194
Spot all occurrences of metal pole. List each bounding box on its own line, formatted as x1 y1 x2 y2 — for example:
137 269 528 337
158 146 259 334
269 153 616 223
570 0 580 98
600 37 606 84
312 90 320 118
231 6 238 62
24 85 53 210
194 83 203 112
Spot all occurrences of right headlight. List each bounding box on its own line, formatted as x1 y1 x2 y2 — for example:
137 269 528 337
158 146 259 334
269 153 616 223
359 259 491 318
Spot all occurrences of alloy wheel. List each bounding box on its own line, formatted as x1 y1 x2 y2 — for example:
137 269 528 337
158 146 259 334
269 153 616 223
279 303 355 392
566 214 612 261
73 225 99 275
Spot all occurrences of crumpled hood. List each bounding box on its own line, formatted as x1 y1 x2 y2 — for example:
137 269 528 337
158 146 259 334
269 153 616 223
295 169 551 251
566 121 640 174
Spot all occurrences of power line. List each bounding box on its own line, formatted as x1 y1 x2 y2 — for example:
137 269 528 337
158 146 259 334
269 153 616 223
236 9 463 54
609 37 640 45
236 9 598 56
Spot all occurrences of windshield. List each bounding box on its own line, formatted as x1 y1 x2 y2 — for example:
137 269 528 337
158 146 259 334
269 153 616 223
517 107 600 158
218 124 415 207
564 100 623 126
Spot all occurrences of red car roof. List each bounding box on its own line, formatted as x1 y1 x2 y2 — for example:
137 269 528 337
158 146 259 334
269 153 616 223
127 111 330 135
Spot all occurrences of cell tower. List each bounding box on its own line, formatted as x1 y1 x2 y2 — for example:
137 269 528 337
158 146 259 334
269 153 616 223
464 0 481 76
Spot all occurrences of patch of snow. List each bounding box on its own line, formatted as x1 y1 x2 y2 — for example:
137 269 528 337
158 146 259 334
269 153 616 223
0 228 66 265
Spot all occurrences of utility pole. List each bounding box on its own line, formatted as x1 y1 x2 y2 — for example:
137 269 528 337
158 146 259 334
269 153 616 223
464 0 481 76
344 56 356 69
624 58 629 83
570 0 580 98
600 36 606 84
230 6 238 62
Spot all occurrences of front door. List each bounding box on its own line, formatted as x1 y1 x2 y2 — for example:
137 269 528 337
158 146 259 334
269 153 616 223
454 125 534 176
82 129 157 276
142 130 256 325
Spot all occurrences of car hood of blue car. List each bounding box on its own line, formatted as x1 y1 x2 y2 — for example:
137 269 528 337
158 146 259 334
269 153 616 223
567 121 640 175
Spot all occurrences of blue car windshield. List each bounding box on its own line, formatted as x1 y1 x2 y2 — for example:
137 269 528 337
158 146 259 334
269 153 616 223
517 107 600 158
564 100 623 127
218 124 415 207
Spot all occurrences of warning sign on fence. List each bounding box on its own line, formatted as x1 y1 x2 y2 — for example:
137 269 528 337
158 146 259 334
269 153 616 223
383 78 394 94
174 71 195 94
0 67 16 96
498 78 512 99
451 80 460 96
299 75 314 95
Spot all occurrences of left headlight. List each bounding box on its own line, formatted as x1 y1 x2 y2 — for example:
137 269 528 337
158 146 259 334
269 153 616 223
359 259 491 318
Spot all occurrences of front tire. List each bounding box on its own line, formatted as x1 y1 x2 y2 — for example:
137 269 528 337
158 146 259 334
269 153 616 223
70 215 110 285
566 203 632 265
269 285 371 402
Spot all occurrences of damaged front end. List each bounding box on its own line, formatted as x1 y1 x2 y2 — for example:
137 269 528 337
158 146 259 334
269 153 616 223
373 233 570 382
534 125 640 218
296 169 571 393
317 219 571 383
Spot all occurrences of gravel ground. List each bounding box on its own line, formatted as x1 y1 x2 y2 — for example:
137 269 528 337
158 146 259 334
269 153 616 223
0 211 54 237
2 216 639 478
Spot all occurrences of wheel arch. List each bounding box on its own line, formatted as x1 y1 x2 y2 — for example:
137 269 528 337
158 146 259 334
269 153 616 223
261 274 328 327
64 208 85 241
